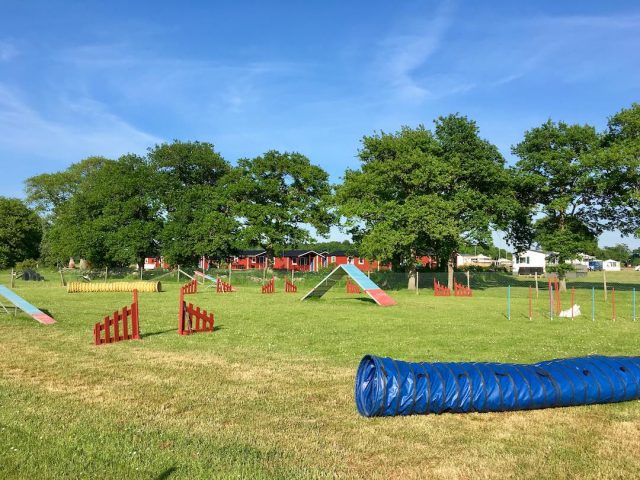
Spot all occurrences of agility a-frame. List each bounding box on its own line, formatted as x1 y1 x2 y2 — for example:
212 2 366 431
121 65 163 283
301 264 396 306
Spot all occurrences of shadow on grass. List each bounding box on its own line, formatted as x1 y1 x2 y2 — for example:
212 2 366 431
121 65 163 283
140 328 176 338
154 466 177 480
140 325 225 338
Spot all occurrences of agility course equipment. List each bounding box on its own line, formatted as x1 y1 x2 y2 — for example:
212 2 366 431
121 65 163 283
182 279 198 295
194 270 217 289
178 284 214 335
355 354 640 417
346 278 361 294
433 279 451 296
454 281 472 297
301 264 396 306
67 281 161 293
216 278 234 293
0 285 56 325
262 277 275 294
284 278 297 293
94 290 140 345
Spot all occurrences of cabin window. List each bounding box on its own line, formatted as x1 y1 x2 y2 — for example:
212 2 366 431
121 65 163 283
331 256 336 263
300 257 307 266
251 258 256 264
292 258 297 265
359 258 365 265
526 257 530 264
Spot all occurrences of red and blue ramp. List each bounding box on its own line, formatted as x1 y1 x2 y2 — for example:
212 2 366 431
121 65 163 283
0 285 56 325
301 264 396 306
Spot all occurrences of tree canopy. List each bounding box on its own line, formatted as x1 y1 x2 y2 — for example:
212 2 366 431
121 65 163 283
147 141 237 265
0 197 42 268
513 108 640 269
225 150 334 260
337 114 521 288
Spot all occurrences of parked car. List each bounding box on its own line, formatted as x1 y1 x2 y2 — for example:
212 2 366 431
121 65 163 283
589 260 603 271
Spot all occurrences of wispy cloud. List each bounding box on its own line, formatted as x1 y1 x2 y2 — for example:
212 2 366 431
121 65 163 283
0 83 161 164
0 41 18 62
374 1 456 101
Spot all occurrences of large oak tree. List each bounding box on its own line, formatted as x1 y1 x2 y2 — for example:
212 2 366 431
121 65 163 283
338 115 520 289
225 150 335 262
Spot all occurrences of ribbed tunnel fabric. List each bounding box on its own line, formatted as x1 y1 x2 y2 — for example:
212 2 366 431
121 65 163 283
355 355 640 416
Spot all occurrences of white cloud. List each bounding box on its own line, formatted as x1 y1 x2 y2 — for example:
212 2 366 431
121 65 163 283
0 83 162 164
375 2 455 101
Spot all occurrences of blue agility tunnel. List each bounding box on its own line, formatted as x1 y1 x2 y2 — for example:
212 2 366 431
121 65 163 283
355 355 640 417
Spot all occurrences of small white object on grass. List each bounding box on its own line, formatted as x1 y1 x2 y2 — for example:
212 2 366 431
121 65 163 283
559 304 581 318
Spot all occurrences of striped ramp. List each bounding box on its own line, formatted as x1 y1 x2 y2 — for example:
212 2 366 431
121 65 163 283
0 285 56 324
301 264 396 307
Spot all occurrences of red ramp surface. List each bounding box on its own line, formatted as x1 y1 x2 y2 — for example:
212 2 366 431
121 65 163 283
0 285 56 324
365 289 397 306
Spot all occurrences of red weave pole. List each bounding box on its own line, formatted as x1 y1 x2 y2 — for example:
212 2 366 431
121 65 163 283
612 288 616 321
557 279 561 315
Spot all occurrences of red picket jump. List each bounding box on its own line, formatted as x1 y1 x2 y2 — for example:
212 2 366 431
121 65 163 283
346 278 361 294
183 279 198 295
94 290 140 345
261 277 275 294
178 286 214 335
454 281 472 297
285 278 297 293
434 279 451 296
216 278 234 293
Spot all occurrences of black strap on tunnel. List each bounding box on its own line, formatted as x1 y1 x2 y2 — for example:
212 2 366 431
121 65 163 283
597 357 629 400
511 365 534 409
441 363 462 411
535 368 562 406
584 358 617 402
431 364 447 414
391 359 403 415
418 363 432 414
407 362 418 415
470 364 488 412
378 361 389 416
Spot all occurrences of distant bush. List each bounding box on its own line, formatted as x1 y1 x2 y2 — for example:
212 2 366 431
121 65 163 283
15 259 39 271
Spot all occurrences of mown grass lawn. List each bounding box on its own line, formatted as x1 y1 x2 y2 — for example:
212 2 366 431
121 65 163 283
1 270 639 479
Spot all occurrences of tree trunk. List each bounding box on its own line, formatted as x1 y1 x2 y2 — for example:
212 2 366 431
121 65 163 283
407 264 417 290
559 278 567 292
447 252 456 289
407 249 417 290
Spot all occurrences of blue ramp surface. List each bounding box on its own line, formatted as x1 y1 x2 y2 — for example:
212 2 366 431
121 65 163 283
355 354 640 416
301 264 396 306
0 285 56 324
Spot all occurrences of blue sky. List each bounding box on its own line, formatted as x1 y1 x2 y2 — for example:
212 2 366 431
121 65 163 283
1 1 639 249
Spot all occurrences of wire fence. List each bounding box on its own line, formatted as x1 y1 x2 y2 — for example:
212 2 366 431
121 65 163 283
20 265 640 295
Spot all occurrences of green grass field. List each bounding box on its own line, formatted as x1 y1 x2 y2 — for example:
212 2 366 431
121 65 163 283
1 270 639 479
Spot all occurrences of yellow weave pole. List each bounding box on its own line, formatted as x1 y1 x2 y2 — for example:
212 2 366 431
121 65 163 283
67 281 161 293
